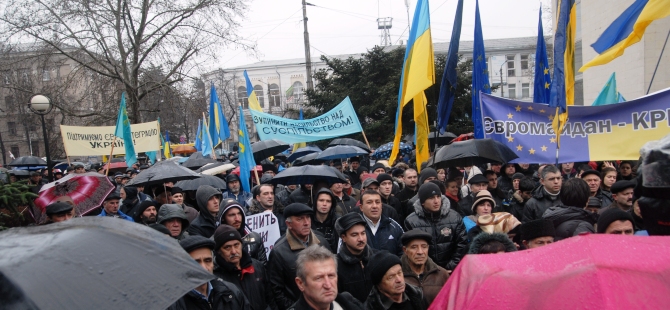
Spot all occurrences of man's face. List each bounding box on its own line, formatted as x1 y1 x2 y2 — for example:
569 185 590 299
164 218 183 237
365 184 379 192
422 176 437 184
604 220 634 235
614 188 634 209
403 239 429 267
504 165 515 176
228 180 241 194
582 174 601 194
379 180 393 197
31 175 41 183
343 180 352 190
287 215 311 239
490 164 501 173
103 199 120 214
341 224 367 254
257 186 274 208
360 193 382 222
141 206 157 224
619 163 632 176
218 240 242 266
561 162 574 173
373 167 386 175
351 161 360 170
264 170 275 177
121 178 129 185
378 264 405 298
330 182 343 195
315 193 332 215
115 177 123 184
403 170 418 188
541 172 562 194
224 208 243 229
206 196 220 215
296 259 338 308
422 195 441 213
49 212 73 223
524 236 554 249
487 174 498 189
470 182 488 194
172 193 184 204
520 190 533 200
75 167 85 174
512 179 520 191
189 247 214 274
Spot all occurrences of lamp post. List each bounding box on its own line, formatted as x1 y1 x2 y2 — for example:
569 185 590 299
499 60 509 98
28 94 53 182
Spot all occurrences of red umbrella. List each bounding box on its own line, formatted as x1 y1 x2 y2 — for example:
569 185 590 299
430 234 670 310
231 165 263 177
102 161 128 174
35 172 115 217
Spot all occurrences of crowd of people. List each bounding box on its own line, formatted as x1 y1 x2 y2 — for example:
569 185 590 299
14 146 662 309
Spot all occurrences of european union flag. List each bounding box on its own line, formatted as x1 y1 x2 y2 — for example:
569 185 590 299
472 0 491 139
436 0 464 134
238 106 257 193
533 7 551 104
113 92 137 166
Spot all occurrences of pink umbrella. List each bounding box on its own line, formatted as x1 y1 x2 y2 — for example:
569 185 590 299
430 234 670 310
35 172 115 217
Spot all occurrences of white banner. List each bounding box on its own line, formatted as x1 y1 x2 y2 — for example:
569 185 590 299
60 121 161 156
245 212 281 259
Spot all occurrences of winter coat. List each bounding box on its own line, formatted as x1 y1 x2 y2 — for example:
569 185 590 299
222 190 252 213
468 232 518 254
178 203 199 223
497 174 514 194
364 284 426 310
187 186 223 238
275 186 292 207
157 203 190 240
595 188 614 209
216 203 267 264
458 193 475 217
336 244 377 303
119 187 141 216
288 292 364 310
167 278 251 310
542 205 596 241
333 192 357 215
288 187 311 205
214 250 276 310
521 186 562 222
401 255 450 306
311 188 341 250
249 199 287 236
98 209 134 222
396 187 418 222
405 196 468 270
268 230 332 310
358 213 404 257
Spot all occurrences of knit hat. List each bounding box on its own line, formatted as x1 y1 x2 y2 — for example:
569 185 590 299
512 173 524 180
366 251 402 285
133 200 159 222
418 168 438 185
226 173 241 183
213 224 243 250
45 202 73 216
335 213 366 236
418 182 441 204
597 208 635 233
611 180 636 194
472 190 496 211
519 219 556 241
468 174 488 185
376 173 394 184
371 163 386 173
401 229 432 246
260 173 274 184
179 235 216 253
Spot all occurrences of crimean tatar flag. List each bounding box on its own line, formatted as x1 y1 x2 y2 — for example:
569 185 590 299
209 83 230 146
114 92 137 166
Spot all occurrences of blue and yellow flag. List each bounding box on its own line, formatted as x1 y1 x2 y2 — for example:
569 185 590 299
194 118 203 152
292 108 307 152
472 0 491 139
436 0 464 134
238 106 257 193
549 0 576 147
162 130 172 159
209 83 231 146
533 7 552 104
243 70 263 112
201 115 215 158
114 92 137 166
592 72 626 106
581 0 670 72
389 0 434 169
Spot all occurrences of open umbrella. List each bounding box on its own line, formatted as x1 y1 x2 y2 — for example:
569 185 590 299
172 144 197 155
431 138 518 168
316 145 368 160
182 152 217 170
292 152 325 166
372 142 413 159
270 165 346 185
102 161 128 174
8 156 47 167
328 137 371 152
287 146 322 163
34 172 115 216
199 163 237 176
428 131 457 151
252 139 290 162
175 175 227 191
0 217 215 310
126 160 200 186
430 234 670 310
273 153 288 162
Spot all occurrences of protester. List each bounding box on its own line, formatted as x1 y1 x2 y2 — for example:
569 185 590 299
377 173 402 216
329 179 356 215
497 163 516 193
468 232 518 254
358 189 404 256
157 204 190 240
508 176 533 220
364 251 426 310
98 193 134 221
119 186 142 217
458 174 489 217
289 183 313 205
249 184 287 235
188 185 223 238
483 170 506 210
133 200 159 225
542 178 597 241
43 202 74 224
171 187 199 223
334 213 376 303
400 229 450 305
522 165 563 222
581 169 613 208
222 174 252 211
597 208 635 235
617 161 635 181
395 168 419 214
311 188 340 250
519 219 555 249
359 175 401 223
585 197 602 214
216 199 267 263
602 180 636 212
600 167 618 193
561 162 577 179
343 174 360 202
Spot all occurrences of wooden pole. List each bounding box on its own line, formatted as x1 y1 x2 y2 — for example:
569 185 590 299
105 137 117 176
361 130 372 150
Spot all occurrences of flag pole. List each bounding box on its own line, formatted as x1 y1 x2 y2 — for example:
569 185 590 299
361 130 372 150
106 137 117 176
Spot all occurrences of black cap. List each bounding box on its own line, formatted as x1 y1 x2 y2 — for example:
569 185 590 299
468 174 489 185
171 187 184 195
580 170 600 179
519 219 556 241
226 173 240 183
114 172 124 177
213 225 243 250
377 173 394 184
587 197 601 208
597 208 634 233
179 235 216 253
104 193 121 201
335 213 366 235
283 203 314 218
418 182 441 204
371 163 386 173
45 202 73 216
419 168 438 185
366 251 402 285
512 173 524 180
611 180 636 194
401 229 432 246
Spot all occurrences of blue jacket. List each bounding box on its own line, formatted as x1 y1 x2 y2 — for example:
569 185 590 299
98 209 134 222
363 214 404 256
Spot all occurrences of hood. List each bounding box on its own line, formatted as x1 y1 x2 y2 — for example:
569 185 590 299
468 232 517 254
543 205 597 226
216 199 248 236
465 166 483 183
312 188 337 217
196 185 222 218
122 186 139 203
412 195 451 218
156 204 190 231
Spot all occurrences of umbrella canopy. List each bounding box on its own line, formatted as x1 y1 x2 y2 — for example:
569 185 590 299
175 175 227 191
102 161 128 174
431 138 518 168
292 152 325 166
430 234 670 310
181 152 217 170
270 165 346 186
316 145 369 160
8 156 47 167
287 146 322 163
0 217 215 310
372 142 413 159
172 145 197 155
196 162 236 173
428 131 457 151
252 139 290 162
34 172 115 216
126 160 201 186
231 165 263 177
328 137 371 152
273 153 288 162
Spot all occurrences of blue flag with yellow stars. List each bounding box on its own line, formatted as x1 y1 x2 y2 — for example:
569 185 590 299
472 0 491 139
533 7 551 104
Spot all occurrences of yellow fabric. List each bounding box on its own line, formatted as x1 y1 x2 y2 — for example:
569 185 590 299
248 92 263 112
580 0 670 72
413 92 430 172
552 3 576 148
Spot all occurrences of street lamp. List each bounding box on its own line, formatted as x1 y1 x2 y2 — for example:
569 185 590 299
499 60 510 98
28 94 54 182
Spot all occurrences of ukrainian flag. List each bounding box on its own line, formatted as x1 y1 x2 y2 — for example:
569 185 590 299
549 0 576 147
243 70 263 112
238 106 257 193
389 0 434 169
581 0 670 72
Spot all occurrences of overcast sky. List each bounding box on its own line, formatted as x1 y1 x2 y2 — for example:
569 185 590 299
214 0 552 70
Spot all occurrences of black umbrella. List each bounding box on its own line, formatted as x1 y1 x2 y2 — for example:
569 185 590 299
292 152 324 166
287 146 322 162
8 156 47 167
251 139 290 162
329 138 371 152
429 131 457 145
431 138 519 168
182 152 217 170
126 160 201 186
175 175 227 191
273 153 288 162
316 145 369 160
0 217 214 310
270 165 346 185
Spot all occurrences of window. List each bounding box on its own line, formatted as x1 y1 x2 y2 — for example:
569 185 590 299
522 83 530 98
237 86 248 109
253 85 265 108
4 96 14 110
508 83 517 99
288 81 304 103
31 141 40 157
521 55 529 70
269 83 281 107
8 122 17 135
10 146 19 158
42 69 51 81
506 55 515 77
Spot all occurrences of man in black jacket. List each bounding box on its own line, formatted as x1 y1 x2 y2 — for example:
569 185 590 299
329 180 357 215
334 213 376 303
217 199 267 263
311 188 340 250
378 173 403 216
395 169 419 218
358 189 404 256
542 178 597 241
522 165 563 222
188 185 222 238
364 251 425 310
249 184 287 236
